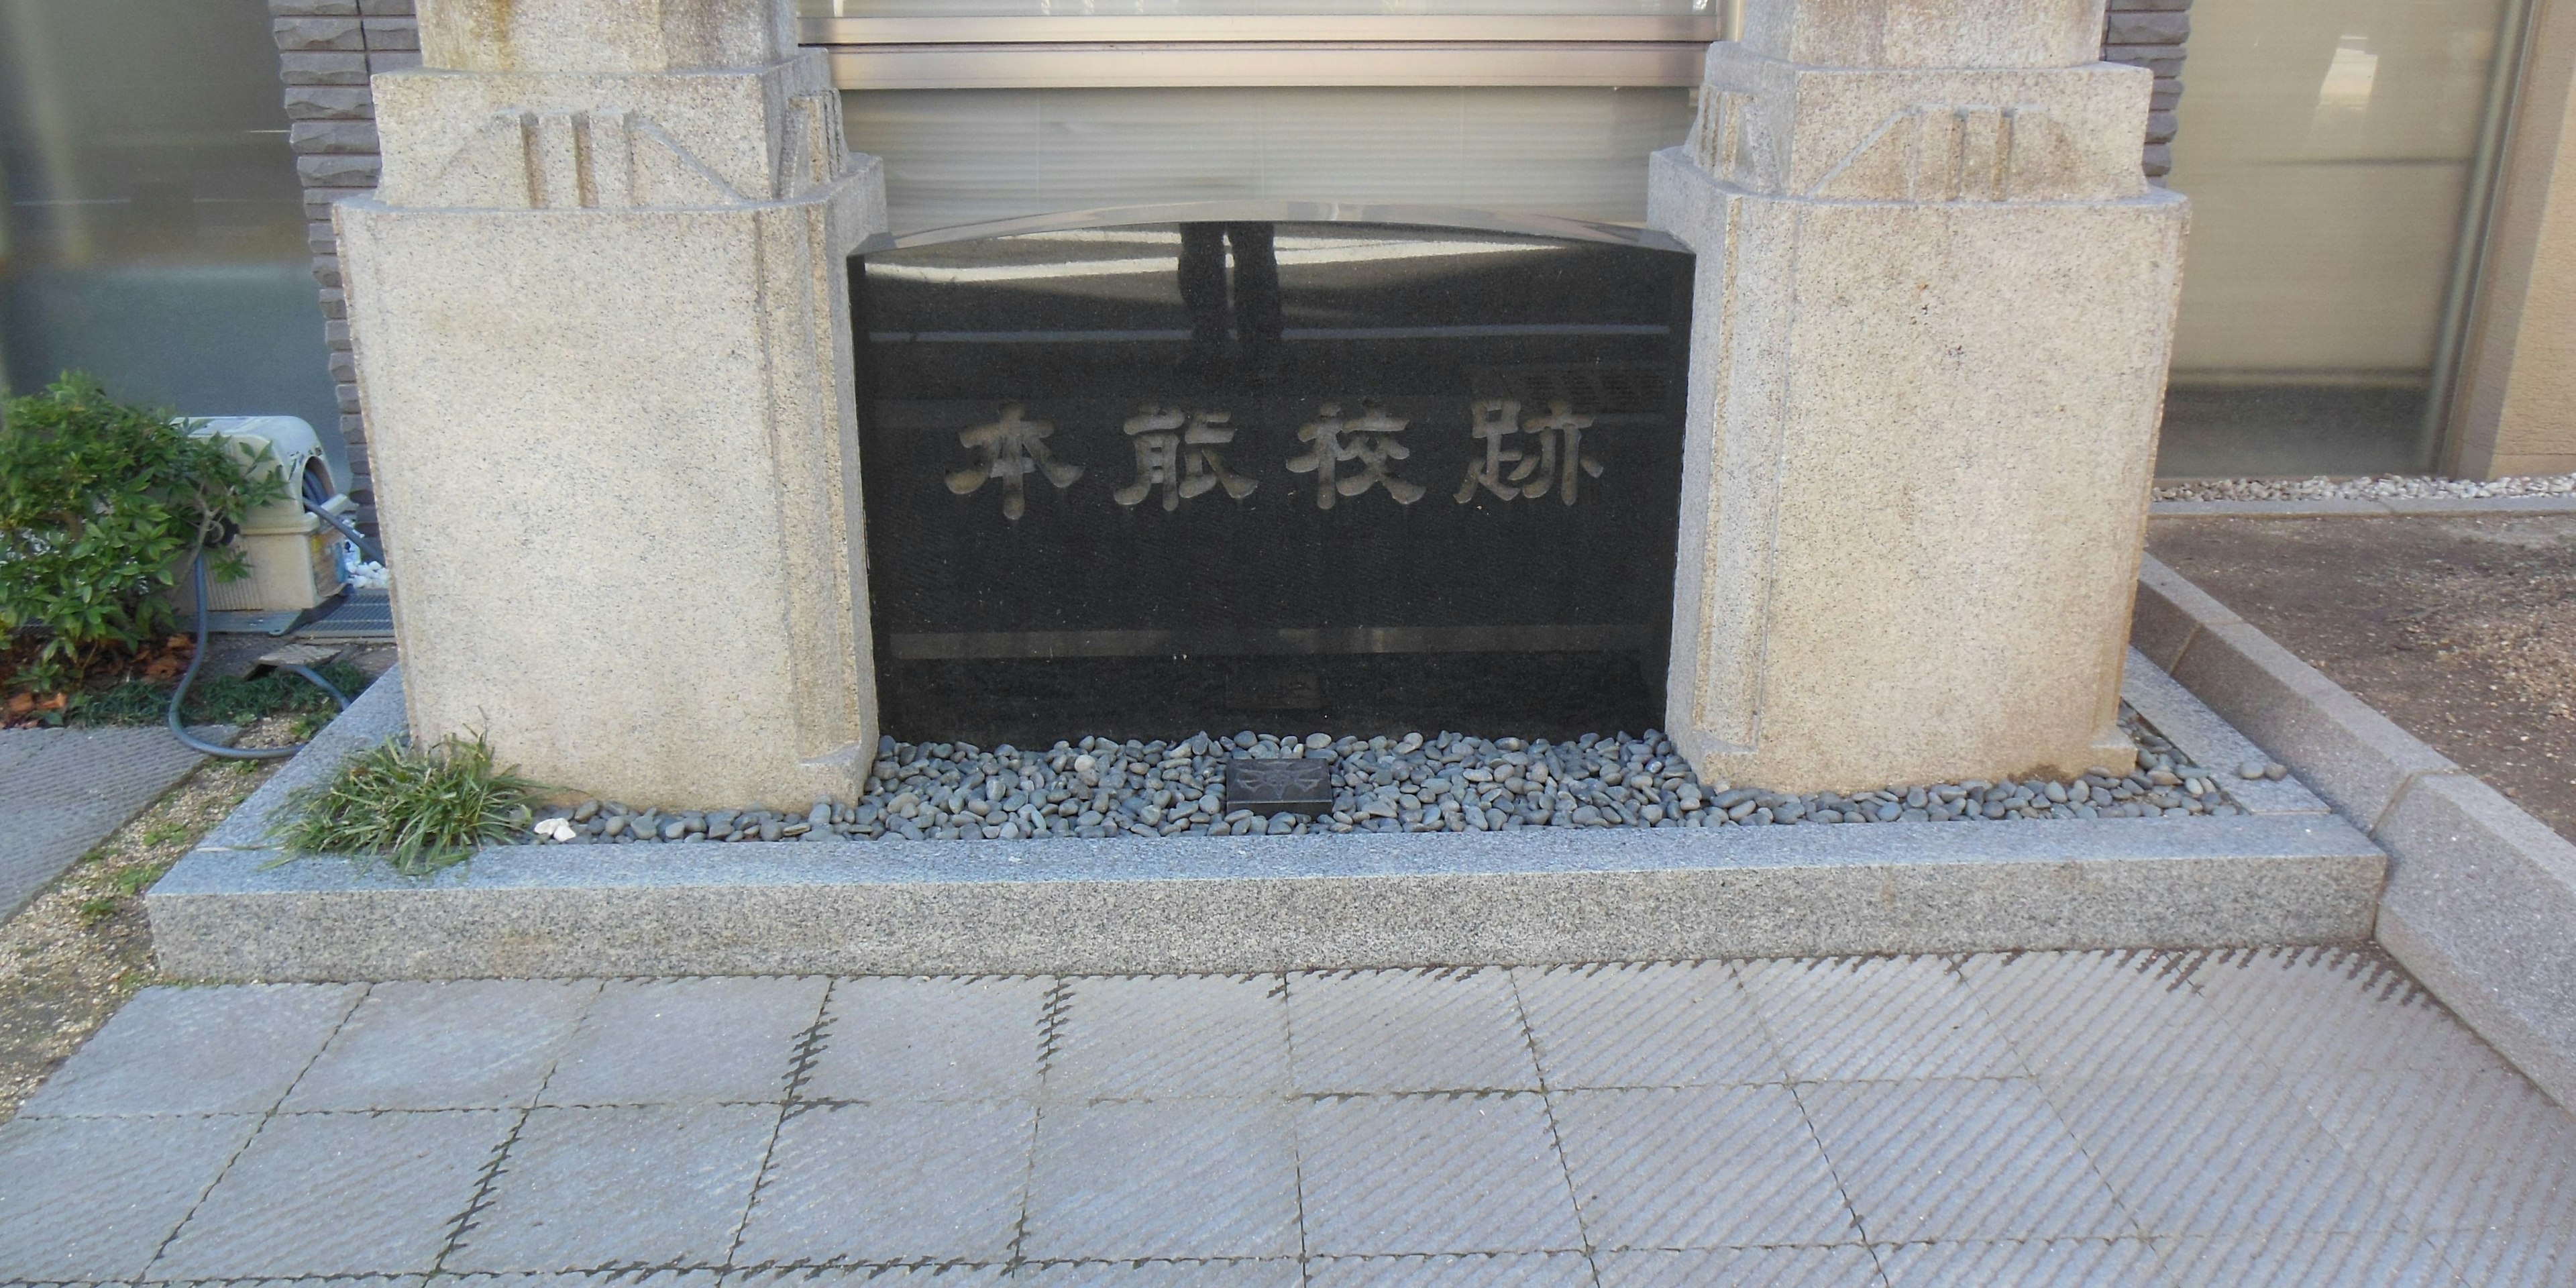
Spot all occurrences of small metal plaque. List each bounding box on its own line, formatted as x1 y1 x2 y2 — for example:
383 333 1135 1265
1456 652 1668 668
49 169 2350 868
1226 757 1336 816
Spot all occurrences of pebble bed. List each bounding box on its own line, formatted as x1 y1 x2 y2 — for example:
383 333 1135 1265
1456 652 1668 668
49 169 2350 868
2155 471 2576 502
527 707 2284 845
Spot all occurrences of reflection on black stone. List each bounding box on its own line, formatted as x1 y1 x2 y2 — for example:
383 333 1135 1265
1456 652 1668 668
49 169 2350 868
852 220 1693 743
1178 222 1284 388
880 653 1664 751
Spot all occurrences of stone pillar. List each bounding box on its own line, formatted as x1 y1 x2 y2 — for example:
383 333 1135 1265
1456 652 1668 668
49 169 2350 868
337 0 888 807
1650 0 2187 793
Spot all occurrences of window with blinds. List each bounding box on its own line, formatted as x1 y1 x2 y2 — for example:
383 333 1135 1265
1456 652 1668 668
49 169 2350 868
798 0 1715 231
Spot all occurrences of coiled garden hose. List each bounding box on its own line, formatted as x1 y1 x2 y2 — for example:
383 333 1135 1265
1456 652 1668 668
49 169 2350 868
166 496 364 759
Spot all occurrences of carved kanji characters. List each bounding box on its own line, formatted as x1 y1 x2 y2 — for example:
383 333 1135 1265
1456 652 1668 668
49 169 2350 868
945 402 1083 521
1115 405 1258 511
1453 397 1602 506
1456 397 1525 503
1287 400 1424 510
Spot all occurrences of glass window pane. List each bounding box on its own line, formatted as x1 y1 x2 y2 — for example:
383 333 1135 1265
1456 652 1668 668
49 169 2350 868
804 0 1709 15
0 0 339 466
2159 0 2513 476
845 86 1694 233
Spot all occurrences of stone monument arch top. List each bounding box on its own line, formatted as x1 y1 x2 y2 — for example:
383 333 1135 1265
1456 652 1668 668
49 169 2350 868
419 0 798 76
1736 0 2113 70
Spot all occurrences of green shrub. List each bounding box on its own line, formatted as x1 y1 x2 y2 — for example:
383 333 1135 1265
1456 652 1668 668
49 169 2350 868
0 374 282 694
274 733 543 876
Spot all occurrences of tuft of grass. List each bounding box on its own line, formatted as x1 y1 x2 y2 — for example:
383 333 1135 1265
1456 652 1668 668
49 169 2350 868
273 733 542 876
74 660 368 727
109 860 171 898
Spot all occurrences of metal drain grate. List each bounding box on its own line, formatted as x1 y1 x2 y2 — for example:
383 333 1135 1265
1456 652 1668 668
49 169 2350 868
296 589 395 643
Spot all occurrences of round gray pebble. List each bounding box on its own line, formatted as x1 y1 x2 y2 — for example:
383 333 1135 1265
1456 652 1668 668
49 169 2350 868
523 704 2248 845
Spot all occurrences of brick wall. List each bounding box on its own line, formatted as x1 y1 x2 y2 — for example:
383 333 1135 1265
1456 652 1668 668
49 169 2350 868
271 0 414 504
2105 0 2191 179
266 3 2193 488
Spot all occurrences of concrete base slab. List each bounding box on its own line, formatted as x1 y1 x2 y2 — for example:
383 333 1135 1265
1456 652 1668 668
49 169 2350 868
149 666 2383 981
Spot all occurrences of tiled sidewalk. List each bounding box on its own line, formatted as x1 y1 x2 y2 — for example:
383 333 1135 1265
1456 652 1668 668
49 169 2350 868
0 727 227 918
1 949 2571 1287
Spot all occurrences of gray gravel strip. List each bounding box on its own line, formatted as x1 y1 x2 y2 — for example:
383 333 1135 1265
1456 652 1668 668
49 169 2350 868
527 709 2277 847
2155 470 2576 502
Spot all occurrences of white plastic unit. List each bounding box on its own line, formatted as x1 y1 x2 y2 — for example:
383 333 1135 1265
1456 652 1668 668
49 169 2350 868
183 416 352 612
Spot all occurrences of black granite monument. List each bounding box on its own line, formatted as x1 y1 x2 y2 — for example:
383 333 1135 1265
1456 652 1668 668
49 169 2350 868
853 217 1694 742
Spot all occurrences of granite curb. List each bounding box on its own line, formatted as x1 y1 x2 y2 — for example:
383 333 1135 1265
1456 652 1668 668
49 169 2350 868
2150 494 2576 518
2135 551 2576 1109
148 663 2385 981
150 814 2380 979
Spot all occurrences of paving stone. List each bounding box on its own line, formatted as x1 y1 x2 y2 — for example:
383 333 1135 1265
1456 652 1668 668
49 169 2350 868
151 1110 511 1278
731 1272 1004 1287
1297 1092 1581 1256
540 976 828 1106
445 1103 777 1271
2424 1228 2572 1288
0 727 60 776
17 944 2576 1285
286 979 599 1110
1593 1246 1882 1287
1959 951 2263 1079
2152 1230 2463 1287
2045 1074 2400 1237
731 1099 1034 1264
1023 1099 1299 1260
1287 968 1539 1093
1799 1079 2135 1242
1045 974 1289 1101
1737 957 2023 1083
0 1113 260 1281
2294 1067 2576 1237
142 1277 427 1288
1552 1085 1857 1250
2188 946 2510 1078
1013 1261 1297 1287
21 983 363 1117
800 975 1049 1102
1873 1237 2164 1286
0 726 227 918
1303 1250 1598 1286
1511 961 1786 1089
449 1273 723 1288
